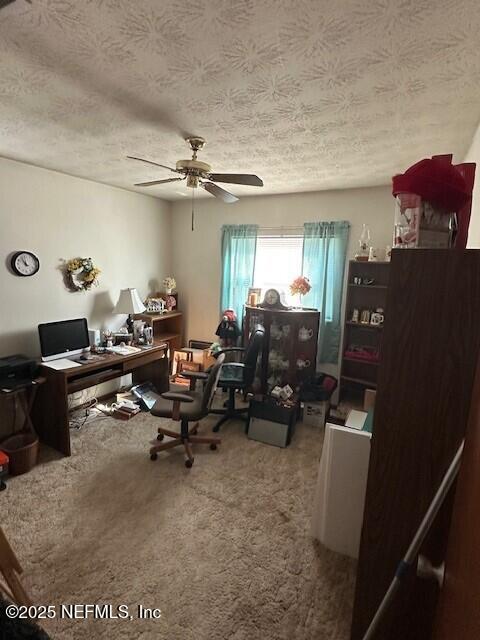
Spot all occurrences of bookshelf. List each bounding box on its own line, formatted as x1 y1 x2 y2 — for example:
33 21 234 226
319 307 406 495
135 311 183 358
339 260 390 409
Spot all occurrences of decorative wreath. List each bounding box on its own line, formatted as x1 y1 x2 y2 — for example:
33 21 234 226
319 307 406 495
64 257 101 292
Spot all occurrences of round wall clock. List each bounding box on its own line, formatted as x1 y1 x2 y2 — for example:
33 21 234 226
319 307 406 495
10 251 40 277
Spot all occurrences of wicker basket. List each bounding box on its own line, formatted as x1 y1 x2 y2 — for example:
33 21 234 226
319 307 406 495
1 432 39 476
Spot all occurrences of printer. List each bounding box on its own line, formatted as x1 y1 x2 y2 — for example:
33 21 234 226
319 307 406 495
0 355 38 391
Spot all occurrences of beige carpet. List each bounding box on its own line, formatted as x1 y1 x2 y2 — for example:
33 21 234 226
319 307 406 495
2 409 356 640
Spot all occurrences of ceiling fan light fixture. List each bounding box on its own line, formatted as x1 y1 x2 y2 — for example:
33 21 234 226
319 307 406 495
186 174 199 188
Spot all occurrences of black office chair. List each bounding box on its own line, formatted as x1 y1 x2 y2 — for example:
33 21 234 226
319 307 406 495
210 325 265 432
149 353 225 468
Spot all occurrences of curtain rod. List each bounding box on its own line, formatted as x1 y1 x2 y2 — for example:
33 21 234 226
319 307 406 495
258 226 303 232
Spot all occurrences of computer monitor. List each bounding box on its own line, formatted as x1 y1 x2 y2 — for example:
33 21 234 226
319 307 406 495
38 318 90 362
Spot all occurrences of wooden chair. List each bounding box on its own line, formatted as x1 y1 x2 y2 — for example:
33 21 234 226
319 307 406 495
149 354 225 468
0 526 32 606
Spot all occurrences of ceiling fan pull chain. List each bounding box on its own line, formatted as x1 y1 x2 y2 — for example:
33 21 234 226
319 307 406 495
191 187 195 231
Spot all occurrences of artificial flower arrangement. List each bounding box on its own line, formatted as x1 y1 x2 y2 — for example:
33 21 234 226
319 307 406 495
163 276 176 293
290 276 311 297
65 257 101 292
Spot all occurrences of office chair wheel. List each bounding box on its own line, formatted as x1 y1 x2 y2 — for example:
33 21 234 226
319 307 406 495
0 481 6 491
150 452 158 461
212 424 220 433
210 443 217 451
185 458 194 468
157 433 164 441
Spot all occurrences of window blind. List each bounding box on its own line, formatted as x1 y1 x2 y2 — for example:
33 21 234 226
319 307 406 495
253 235 304 303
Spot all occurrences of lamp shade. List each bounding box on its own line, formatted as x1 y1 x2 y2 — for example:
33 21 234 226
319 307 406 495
114 288 146 315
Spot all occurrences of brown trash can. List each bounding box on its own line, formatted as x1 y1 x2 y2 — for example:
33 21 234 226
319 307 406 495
0 432 39 476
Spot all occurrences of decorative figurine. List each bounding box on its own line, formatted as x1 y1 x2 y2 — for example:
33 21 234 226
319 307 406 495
370 308 385 326
215 309 241 347
360 309 371 324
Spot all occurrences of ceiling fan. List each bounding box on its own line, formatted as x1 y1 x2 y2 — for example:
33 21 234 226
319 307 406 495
127 136 264 206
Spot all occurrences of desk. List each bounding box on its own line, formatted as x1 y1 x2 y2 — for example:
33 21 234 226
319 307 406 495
32 344 169 456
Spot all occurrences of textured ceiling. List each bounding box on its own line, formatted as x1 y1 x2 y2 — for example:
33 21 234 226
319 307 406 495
1 0 480 201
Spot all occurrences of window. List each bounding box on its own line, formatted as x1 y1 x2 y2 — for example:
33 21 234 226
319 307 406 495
253 234 304 306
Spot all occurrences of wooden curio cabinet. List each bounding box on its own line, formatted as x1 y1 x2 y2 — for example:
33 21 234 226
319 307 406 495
244 305 320 393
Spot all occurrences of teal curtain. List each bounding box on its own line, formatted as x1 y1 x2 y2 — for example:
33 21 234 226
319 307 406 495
302 221 350 364
220 224 258 327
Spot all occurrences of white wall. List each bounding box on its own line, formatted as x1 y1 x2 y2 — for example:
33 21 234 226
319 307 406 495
0 157 172 357
171 186 394 361
465 122 480 248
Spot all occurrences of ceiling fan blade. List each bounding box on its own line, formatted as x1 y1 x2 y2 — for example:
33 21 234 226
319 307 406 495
127 155 180 174
203 182 239 204
134 177 184 187
207 173 263 187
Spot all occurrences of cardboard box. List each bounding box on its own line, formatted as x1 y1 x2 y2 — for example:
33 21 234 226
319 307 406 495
303 400 330 428
363 389 376 411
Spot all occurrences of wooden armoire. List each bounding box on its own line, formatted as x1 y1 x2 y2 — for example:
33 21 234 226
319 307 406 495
351 249 480 640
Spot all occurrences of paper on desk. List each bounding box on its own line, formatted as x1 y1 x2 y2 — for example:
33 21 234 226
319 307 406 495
42 358 81 370
107 345 141 355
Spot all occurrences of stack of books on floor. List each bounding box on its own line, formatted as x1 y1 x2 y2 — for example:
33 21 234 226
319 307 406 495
113 400 141 421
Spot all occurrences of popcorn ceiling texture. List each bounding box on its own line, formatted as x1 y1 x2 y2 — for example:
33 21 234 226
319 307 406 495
0 0 479 199
3 413 355 639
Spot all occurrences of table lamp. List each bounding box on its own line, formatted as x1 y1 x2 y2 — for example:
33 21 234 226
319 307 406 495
114 288 146 334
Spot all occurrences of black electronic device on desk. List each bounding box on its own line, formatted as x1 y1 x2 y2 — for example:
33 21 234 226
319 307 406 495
247 395 298 448
38 317 90 362
0 355 38 391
